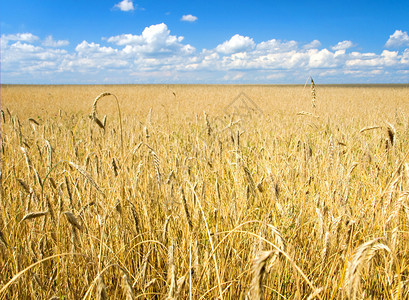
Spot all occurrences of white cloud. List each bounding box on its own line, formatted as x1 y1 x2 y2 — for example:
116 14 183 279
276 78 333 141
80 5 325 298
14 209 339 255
385 30 409 48
75 41 116 55
43 36 69 47
107 23 195 56
114 0 134 12
1 33 39 45
2 25 409 84
331 40 354 51
256 39 298 53
402 49 409 64
303 40 321 49
181 14 198 22
345 50 401 68
106 33 142 45
216 34 255 54
309 49 337 68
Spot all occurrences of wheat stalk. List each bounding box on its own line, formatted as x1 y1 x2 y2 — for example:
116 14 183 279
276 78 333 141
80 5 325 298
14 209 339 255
180 187 193 231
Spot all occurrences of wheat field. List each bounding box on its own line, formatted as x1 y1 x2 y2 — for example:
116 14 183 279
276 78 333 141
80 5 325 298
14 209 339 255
1 84 409 299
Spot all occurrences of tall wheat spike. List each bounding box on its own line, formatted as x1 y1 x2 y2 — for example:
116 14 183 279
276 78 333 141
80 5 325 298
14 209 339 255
0 229 7 248
121 269 134 300
96 275 108 300
150 150 161 187
311 77 316 108
68 162 105 195
21 211 48 222
167 241 177 300
63 211 82 231
91 92 123 150
248 251 274 300
386 122 396 146
345 238 391 299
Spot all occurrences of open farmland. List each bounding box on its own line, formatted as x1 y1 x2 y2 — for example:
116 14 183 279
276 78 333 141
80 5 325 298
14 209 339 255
1 84 409 299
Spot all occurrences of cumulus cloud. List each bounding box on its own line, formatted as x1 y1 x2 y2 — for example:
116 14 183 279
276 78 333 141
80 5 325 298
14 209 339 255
1 33 39 45
181 14 198 22
75 41 116 55
256 39 298 53
346 50 401 68
385 30 409 48
107 23 195 56
114 0 134 12
43 36 69 47
303 40 321 49
216 34 255 54
2 24 409 83
331 40 354 51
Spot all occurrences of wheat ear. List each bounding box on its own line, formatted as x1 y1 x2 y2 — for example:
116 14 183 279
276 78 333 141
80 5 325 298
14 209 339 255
345 238 391 299
248 251 274 300
91 92 123 151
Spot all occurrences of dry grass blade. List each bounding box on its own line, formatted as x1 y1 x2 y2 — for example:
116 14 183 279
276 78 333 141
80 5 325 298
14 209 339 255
21 211 48 222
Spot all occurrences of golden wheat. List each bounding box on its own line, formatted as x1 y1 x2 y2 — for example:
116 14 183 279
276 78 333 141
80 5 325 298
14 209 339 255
1 84 408 299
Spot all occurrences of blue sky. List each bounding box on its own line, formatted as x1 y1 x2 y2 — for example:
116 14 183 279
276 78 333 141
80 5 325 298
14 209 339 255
1 0 409 84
